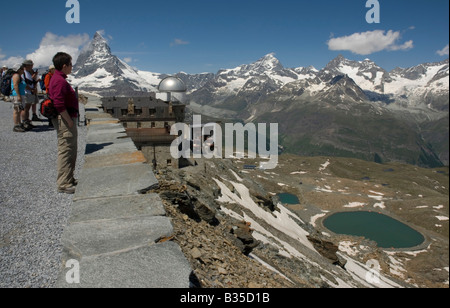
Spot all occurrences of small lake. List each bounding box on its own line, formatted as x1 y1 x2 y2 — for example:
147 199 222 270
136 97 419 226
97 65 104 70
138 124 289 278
323 211 425 249
278 193 300 205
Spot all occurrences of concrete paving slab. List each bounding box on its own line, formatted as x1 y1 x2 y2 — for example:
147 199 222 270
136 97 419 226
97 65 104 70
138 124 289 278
87 122 123 128
73 163 158 200
69 194 166 223
56 242 192 288
87 124 126 136
87 132 129 143
83 151 147 169
61 216 174 257
86 124 124 134
84 138 138 157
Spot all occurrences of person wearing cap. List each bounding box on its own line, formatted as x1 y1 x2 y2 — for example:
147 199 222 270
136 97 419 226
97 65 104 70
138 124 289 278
22 59 39 126
1 65 8 78
11 64 27 132
48 52 79 194
44 65 55 94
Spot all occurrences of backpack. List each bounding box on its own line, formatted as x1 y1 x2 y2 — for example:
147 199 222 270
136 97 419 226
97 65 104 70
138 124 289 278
40 98 58 119
40 72 48 91
1 69 15 96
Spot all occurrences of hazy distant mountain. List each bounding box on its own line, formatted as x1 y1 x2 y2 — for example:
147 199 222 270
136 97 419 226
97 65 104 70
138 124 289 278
185 54 448 167
69 33 449 167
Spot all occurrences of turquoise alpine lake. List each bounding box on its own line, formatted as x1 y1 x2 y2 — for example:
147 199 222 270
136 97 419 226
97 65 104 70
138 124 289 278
278 193 300 205
323 211 425 249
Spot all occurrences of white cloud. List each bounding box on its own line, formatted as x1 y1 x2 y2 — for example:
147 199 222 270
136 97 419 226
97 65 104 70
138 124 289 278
170 38 189 47
0 32 90 69
437 44 449 56
123 57 133 63
26 32 90 68
327 30 413 55
0 48 25 68
0 55 25 69
389 40 414 51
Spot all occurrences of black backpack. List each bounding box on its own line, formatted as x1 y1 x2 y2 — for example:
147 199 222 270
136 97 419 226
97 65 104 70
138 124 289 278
1 69 15 96
40 72 48 91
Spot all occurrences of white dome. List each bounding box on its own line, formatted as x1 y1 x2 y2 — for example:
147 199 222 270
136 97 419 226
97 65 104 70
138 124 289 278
158 77 187 93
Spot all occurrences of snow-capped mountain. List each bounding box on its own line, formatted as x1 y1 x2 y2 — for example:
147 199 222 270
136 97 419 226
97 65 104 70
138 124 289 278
70 32 161 96
186 53 447 167
173 72 215 94
188 53 449 117
187 53 317 108
70 33 448 115
316 55 449 112
385 59 449 111
68 32 448 166
320 55 387 93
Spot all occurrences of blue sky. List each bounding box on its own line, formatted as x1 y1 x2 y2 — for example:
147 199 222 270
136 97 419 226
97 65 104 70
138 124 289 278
1 0 448 74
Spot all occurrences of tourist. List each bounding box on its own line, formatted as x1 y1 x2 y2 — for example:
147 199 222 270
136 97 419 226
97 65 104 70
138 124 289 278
44 65 55 94
44 65 56 128
1 65 8 78
48 52 79 194
22 59 39 127
10 64 27 132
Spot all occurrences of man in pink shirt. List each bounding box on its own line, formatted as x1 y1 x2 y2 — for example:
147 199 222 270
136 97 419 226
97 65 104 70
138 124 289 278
49 52 79 194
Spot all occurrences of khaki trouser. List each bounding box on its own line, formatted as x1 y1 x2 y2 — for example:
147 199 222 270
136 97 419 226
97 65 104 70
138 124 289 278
52 116 78 189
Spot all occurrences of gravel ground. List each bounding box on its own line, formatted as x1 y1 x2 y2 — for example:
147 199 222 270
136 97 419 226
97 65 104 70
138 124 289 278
0 100 87 288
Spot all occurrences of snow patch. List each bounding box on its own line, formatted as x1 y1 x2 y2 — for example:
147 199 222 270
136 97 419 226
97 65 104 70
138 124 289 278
214 178 315 252
319 160 330 171
344 202 366 208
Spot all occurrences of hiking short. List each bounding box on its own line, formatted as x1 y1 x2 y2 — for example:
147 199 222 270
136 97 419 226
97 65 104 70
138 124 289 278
25 94 38 105
12 96 27 110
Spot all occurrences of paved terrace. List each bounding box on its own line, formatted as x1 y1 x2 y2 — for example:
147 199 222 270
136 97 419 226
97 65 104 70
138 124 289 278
0 96 191 288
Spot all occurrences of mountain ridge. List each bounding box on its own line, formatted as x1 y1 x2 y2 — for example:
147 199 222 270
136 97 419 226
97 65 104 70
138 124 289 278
70 32 449 167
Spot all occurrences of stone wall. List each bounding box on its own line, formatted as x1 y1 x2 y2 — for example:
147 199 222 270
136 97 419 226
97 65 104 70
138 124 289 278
55 98 192 288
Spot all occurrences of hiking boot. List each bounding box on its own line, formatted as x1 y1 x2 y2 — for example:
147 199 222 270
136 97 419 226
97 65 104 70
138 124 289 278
32 114 41 122
13 125 26 133
58 186 76 194
23 121 35 130
22 123 33 131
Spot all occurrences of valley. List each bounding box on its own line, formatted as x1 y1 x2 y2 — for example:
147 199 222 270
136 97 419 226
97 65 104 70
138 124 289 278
154 154 449 288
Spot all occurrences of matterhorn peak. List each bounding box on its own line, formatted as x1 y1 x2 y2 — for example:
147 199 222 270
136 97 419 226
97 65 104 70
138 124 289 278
87 31 111 55
93 31 105 40
73 31 120 78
